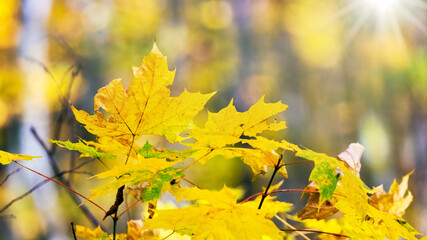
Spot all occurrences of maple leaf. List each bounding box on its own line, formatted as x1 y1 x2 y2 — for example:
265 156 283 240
293 145 420 239
49 139 115 159
89 164 182 200
145 186 289 239
75 221 159 240
75 225 107 239
369 171 413 217
72 43 214 148
187 97 291 177
297 143 365 220
0 150 40 165
294 148 343 204
337 143 365 177
333 164 420 239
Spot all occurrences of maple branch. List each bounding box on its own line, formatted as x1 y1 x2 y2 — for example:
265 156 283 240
71 222 77 240
30 127 107 228
0 159 91 213
118 200 139 219
258 152 284 209
13 161 107 213
31 126 61 175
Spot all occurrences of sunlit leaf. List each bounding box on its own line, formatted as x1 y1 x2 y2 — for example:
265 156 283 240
49 139 115 159
0 150 40 165
145 186 288 239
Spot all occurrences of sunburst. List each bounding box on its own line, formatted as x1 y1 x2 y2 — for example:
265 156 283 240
330 0 427 45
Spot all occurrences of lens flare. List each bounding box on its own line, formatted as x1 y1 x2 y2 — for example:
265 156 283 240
331 0 427 45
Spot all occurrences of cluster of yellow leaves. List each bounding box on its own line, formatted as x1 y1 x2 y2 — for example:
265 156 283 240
369 172 413 217
144 186 291 240
293 147 420 239
71 43 213 161
34 43 423 239
76 220 162 240
61 43 295 203
188 97 292 176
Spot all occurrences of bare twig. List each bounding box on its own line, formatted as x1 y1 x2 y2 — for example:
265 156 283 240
14 161 107 214
0 159 93 213
118 200 139 219
71 222 77 240
240 189 346 204
30 127 61 174
0 214 16 221
30 127 107 227
0 169 20 187
275 215 310 240
0 159 92 214
280 228 349 238
258 152 284 209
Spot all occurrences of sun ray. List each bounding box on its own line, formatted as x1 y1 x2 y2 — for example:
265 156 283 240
345 6 372 45
397 6 427 34
404 0 427 10
329 0 427 47
389 11 406 46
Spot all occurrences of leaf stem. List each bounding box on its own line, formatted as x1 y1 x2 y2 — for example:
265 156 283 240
258 152 283 209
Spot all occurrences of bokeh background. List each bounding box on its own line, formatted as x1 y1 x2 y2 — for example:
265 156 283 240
0 0 426 239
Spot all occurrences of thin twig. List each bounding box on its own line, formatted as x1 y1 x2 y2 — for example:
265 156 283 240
118 200 139 219
14 161 107 213
240 189 346 204
30 126 61 174
182 177 202 189
0 214 16 221
258 152 284 209
275 215 310 240
0 159 93 214
0 169 20 187
30 127 105 228
180 149 213 172
71 222 77 240
162 230 176 240
280 228 349 238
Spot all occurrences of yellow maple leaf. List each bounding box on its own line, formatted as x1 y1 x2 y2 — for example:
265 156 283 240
191 97 287 148
187 97 290 176
72 43 215 148
145 186 289 239
0 150 40 165
369 171 413 217
75 225 106 238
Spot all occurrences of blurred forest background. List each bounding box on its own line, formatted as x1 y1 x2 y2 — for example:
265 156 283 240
0 0 426 239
